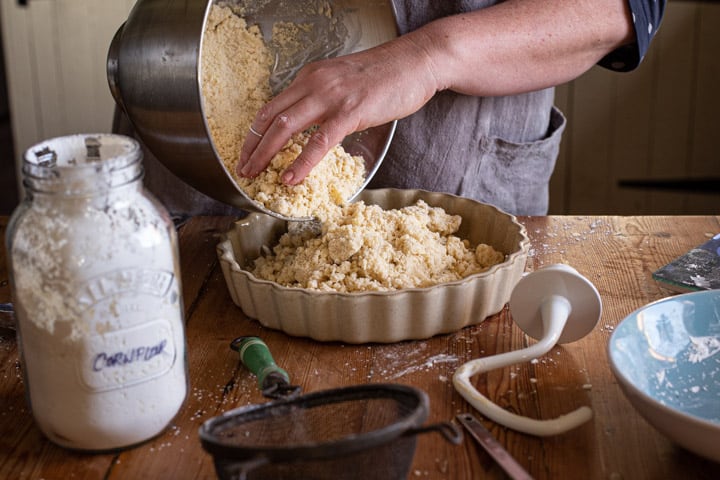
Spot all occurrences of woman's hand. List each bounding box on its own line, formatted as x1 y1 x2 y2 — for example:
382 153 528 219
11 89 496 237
236 34 440 184
237 0 635 184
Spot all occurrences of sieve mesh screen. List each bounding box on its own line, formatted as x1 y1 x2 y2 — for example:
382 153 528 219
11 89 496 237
200 384 429 480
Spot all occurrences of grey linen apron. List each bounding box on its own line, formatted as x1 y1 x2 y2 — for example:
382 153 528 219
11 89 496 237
368 0 566 215
116 0 564 217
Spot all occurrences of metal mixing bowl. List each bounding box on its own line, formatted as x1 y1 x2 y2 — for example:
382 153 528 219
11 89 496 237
107 0 398 218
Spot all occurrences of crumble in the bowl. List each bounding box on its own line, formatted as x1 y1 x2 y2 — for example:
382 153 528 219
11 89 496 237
200 4 365 220
252 200 505 292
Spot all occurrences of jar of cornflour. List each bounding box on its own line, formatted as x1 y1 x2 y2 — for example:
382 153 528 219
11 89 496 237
6 134 187 451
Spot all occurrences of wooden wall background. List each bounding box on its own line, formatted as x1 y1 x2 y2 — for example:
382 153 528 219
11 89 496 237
1 0 718 215
0 0 135 162
552 0 720 215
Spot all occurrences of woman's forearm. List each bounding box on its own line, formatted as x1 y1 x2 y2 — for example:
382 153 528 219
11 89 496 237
237 0 638 183
404 0 636 97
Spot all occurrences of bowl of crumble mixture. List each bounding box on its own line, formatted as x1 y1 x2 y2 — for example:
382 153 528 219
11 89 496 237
108 0 398 219
217 188 530 343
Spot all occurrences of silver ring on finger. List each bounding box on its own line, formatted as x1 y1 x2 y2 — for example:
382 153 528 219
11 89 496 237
249 126 264 138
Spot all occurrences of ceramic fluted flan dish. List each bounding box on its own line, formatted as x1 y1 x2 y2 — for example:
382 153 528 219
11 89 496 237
217 189 530 343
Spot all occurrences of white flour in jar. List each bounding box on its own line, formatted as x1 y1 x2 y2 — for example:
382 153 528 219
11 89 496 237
8 134 187 451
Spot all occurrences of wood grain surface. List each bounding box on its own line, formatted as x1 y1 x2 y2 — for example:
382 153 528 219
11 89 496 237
1 215 719 479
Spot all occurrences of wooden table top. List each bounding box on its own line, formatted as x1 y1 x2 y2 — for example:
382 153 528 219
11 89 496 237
1 214 719 479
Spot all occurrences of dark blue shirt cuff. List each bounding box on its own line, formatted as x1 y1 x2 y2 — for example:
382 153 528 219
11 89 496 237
598 0 667 72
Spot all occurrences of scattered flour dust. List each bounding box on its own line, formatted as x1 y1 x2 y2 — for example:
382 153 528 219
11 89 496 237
366 341 461 381
386 354 460 380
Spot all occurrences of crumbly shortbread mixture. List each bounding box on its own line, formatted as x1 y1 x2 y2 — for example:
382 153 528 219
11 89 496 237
201 5 271 171
201 5 365 219
238 131 366 221
202 5 504 292
252 200 506 292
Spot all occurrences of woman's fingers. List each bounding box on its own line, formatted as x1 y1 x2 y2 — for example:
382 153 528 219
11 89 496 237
281 121 349 185
236 91 305 177
237 124 265 173
237 56 363 179
237 93 328 178
236 42 435 183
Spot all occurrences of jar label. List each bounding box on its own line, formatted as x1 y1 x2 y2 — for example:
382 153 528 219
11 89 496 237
79 319 177 392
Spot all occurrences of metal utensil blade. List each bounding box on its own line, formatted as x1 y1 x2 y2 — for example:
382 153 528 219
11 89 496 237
456 413 534 480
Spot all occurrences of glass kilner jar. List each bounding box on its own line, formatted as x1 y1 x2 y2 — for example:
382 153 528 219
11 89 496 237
5 134 188 451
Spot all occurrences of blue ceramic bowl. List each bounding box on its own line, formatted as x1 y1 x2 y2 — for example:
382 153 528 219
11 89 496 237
608 290 720 462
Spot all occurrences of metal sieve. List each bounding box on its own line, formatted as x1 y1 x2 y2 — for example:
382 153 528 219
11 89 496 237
199 337 462 479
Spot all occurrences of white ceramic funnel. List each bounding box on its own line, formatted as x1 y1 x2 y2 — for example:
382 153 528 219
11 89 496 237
453 264 602 436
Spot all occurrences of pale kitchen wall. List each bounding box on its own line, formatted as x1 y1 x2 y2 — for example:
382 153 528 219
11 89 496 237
552 0 720 215
0 0 135 198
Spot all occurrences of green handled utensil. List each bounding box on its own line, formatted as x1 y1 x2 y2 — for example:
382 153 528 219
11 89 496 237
230 336 302 400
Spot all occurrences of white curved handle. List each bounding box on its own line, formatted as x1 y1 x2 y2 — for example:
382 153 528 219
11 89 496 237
453 294 593 436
